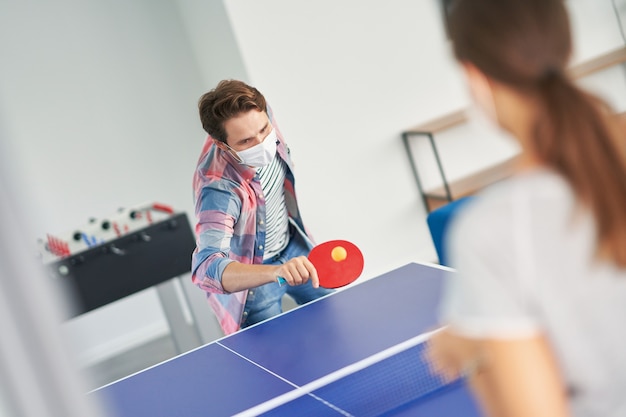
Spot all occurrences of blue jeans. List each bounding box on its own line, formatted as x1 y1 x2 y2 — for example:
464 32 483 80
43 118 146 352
241 229 334 328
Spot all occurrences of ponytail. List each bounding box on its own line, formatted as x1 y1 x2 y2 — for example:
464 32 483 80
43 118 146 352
444 0 626 266
533 73 626 266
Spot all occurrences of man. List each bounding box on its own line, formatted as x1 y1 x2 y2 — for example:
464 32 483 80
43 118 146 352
192 80 333 335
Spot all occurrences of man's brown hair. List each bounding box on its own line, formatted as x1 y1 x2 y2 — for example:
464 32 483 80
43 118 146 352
198 80 267 143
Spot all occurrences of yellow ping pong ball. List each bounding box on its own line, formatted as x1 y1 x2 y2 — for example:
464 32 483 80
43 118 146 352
331 246 347 262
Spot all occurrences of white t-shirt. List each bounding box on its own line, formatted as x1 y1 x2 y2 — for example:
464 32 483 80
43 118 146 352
441 168 626 417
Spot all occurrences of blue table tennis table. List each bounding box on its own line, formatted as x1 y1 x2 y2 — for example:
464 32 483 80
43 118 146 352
93 262 483 416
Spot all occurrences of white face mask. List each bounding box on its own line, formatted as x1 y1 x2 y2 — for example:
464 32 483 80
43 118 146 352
235 128 277 168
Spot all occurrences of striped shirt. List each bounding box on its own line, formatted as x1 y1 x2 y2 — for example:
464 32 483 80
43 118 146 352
191 106 314 335
257 154 289 260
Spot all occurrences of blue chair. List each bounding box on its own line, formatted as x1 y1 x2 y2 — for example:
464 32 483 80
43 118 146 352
427 196 475 266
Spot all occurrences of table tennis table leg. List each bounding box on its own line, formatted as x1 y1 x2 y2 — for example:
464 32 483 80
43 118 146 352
155 278 203 354
176 273 225 344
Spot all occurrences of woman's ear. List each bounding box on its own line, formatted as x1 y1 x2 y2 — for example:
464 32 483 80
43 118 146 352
461 62 486 81
462 62 499 125
462 63 491 104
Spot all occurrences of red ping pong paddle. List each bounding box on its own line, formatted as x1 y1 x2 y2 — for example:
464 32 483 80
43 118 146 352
277 240 364 288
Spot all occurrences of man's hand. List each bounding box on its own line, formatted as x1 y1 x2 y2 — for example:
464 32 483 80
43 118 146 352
274 256 319 288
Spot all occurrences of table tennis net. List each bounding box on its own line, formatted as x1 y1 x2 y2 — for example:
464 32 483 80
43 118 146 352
234 332 464 417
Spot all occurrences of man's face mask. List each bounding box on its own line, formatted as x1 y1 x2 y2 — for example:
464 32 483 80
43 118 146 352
229 128 278 168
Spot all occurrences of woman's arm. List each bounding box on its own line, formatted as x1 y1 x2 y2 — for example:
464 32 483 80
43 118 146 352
426 329 570 417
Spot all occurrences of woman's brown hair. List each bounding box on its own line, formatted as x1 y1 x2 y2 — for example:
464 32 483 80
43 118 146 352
447 0 626 266
198 80 267 143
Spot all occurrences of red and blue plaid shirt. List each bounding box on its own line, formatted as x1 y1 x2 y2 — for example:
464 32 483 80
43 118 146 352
191 107 313 334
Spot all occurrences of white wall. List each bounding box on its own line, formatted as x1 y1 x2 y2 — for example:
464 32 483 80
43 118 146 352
176 0 249 87
224 0 626 280
224 0 463 276
569 0 626 63
0 1 204 235
0 0 231 366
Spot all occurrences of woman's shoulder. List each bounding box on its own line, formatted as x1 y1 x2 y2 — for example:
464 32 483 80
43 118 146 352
471 168 573 214
484 167 571 201
451 168 576 244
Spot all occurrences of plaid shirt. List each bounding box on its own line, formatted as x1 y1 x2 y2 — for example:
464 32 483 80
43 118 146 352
191 107 313 334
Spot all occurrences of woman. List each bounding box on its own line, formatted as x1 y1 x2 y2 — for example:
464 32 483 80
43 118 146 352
425 1 626 416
